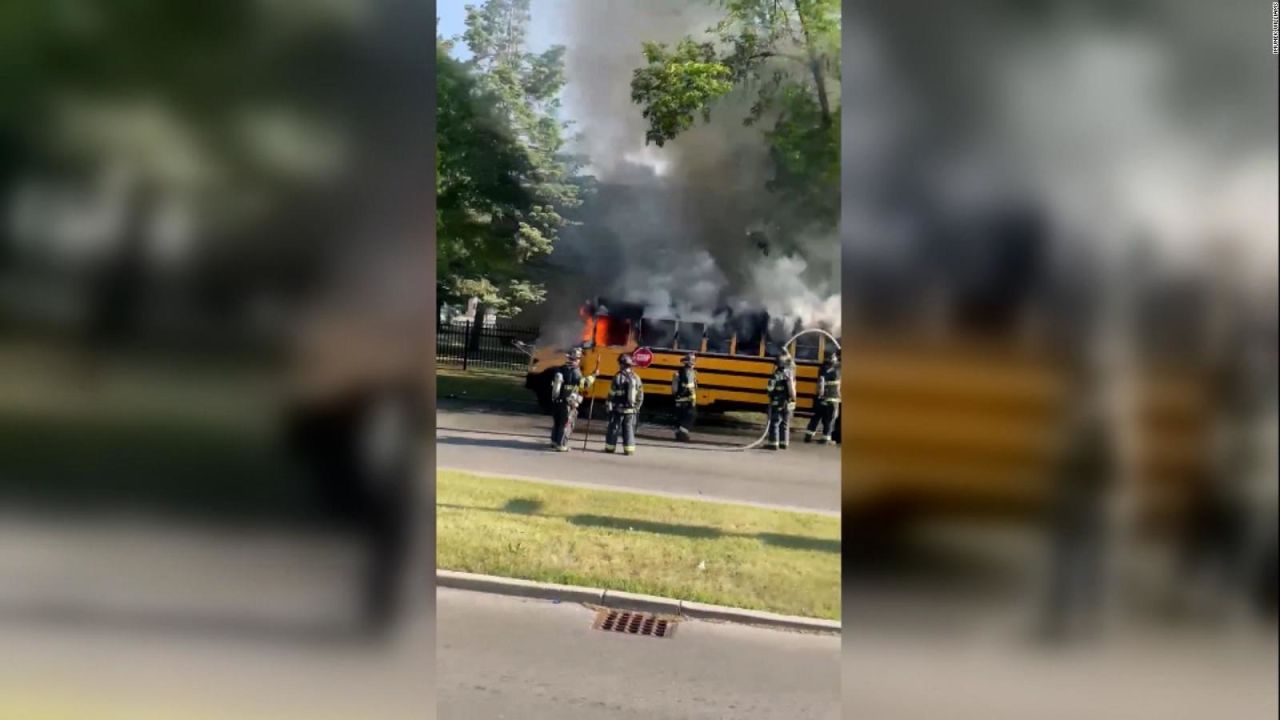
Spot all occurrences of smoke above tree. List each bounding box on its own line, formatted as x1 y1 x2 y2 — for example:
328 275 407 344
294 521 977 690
841 0 1276 347
529 0 841 346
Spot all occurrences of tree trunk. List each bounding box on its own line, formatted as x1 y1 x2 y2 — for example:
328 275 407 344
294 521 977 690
466 301 489 356
810 60 831 127
794 1 832 127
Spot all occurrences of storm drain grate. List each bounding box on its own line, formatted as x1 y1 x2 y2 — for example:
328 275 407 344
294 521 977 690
592 609 677 638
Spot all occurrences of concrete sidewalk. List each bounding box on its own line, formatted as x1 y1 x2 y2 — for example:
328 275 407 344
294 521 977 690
437 569 841 634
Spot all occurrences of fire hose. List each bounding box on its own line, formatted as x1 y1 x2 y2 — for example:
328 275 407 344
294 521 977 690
723 329 842 452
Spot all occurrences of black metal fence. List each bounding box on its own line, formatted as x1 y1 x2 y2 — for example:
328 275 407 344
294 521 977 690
437 319 539 372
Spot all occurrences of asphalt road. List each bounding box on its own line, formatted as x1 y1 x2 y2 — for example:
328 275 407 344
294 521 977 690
843 519 1279 720
3 510 1272 719
436 587 841 720
1 510 837 720
435 404 841 513
0 513 432 720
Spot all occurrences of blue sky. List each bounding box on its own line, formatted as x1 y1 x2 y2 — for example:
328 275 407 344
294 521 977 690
437 0 566 61
438 0 580 123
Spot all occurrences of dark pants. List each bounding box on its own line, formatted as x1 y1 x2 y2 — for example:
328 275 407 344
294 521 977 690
1043 495 1107 641
605 411 637 453
551 401 578 449
1255 529 1278 618
362 472 413 634
805 402 839 442
673 400 696 440
766 403 793 448
1178 491 1250 608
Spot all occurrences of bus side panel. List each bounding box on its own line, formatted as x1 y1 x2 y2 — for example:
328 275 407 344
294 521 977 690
581 346 821 412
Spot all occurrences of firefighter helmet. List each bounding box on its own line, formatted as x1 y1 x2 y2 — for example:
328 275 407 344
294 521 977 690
566 348 582 365
776 351 792 367
619 354 634 367
683 353 696 367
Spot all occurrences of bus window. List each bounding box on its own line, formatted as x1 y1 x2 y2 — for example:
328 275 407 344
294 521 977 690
604 318 632 347
705 322 732 354
640 318 677 349
676 322 704 351
794 332 821 361
735 326 764 357
592 316 631 347
764 318 794 356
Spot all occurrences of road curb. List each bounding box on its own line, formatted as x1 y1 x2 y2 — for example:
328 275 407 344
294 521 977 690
601 589 682 615
679 600 842 633
437 570 841 634
437 570 604 605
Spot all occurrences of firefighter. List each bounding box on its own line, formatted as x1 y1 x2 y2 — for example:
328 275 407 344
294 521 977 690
605 353 644 455
671 352 698 441
805 350 841 444
549 348 594 451
765 351 797 450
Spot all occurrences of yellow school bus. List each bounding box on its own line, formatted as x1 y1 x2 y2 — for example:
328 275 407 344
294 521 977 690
525 300 838 414
840 334 1210 529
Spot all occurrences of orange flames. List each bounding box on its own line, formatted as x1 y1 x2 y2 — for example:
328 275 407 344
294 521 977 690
594 317 611 345
579 305 613 345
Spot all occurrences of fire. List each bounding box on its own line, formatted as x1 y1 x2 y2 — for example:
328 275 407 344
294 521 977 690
579 305 593 342
578 303 612 345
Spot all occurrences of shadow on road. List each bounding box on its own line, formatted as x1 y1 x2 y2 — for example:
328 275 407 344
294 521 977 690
437 425 763 452
439 395 769 431
436 501 839 554
0 599 385 648
436 399 541 416
435 435 550 451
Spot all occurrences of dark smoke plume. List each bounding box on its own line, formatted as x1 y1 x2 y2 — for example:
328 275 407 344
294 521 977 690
531 0 840 346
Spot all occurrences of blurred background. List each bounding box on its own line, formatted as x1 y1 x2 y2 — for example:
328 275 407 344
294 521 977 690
2 0 1274 717
0 1 434 718
842 1 1276 718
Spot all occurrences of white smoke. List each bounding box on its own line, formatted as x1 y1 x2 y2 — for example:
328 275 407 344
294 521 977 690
843 2 1275 339
623 249 727 323
532 0 840 337
749 255 842 333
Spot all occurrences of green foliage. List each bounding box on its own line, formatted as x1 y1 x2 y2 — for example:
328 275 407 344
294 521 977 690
631 40 735 147
0 0 414 279
436 0 585 317
766 83 840 226
630 0 840 228
437 49 541 317
0 1 268 195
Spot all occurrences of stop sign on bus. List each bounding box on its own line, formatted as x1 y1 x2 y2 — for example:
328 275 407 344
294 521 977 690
631 347 654 368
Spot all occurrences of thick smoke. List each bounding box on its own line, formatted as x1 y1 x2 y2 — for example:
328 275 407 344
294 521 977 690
844 1 1277 346
532 0 841 345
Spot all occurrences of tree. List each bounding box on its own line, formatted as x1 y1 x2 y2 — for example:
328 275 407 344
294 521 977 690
630 0 839 228
0 1 425 323
435 0 585 317
437 47 545 318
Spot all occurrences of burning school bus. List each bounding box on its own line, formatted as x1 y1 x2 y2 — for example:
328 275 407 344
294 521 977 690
526 299 838 415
